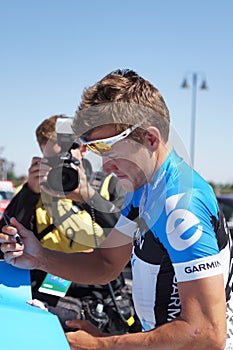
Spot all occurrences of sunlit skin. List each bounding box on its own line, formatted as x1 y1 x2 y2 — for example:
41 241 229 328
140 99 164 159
26 139 69 195
86 125 170 192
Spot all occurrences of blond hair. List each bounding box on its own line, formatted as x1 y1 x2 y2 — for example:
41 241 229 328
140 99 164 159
74 69 170 142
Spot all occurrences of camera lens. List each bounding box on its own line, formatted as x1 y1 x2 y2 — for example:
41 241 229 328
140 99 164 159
47 164 79 194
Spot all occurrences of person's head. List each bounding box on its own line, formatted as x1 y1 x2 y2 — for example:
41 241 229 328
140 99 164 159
73 69 170 141
36 114 64 157
35 114 83 160
73 69 171 191
36 114 90 195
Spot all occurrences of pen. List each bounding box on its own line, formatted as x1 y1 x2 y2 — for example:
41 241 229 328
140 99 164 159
3 214 23 246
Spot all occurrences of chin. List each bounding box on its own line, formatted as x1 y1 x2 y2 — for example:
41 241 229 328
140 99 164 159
119 178 136 192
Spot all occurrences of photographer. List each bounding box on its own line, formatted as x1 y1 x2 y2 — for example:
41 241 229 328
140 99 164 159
0 115 125 249
0 114 131 332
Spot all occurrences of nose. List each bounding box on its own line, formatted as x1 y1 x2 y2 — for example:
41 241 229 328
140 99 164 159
102 157 118 174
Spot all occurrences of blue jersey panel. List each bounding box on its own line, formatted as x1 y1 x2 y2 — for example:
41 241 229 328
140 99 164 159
121 149 220 264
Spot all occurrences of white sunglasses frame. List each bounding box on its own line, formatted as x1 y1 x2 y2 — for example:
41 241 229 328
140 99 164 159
79 123 142 152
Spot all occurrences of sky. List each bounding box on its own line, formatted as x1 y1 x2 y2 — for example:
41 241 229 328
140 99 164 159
0 0 232 184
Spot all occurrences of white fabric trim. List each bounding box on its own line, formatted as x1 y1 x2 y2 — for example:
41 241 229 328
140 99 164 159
115 215 138 238
173 254 223 282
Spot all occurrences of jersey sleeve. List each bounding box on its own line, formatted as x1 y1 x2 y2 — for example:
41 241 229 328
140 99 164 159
158 189 223 282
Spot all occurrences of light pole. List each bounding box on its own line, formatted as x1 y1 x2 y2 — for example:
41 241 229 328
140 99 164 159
181 72 208 166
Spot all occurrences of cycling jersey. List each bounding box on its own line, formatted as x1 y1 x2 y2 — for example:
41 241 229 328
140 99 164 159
116 149 233 332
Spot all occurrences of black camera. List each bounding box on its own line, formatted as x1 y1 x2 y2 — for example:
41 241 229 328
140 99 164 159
46 117 80 194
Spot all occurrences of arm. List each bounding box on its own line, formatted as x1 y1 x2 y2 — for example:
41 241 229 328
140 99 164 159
0 226 226 349
82 175 126 235
0 218 132 284
66 275 226 350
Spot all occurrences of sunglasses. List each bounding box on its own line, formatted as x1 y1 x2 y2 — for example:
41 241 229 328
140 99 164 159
79 123 141 156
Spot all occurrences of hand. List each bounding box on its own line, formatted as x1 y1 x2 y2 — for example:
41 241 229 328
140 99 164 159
41 154 95 203
65 320 107 350
65 319 107 337
65 149 95 202
27 156 51 194
0 217 44 269
65 170 96 203
65 320 108 350
27 299 48 311
66 331 102 350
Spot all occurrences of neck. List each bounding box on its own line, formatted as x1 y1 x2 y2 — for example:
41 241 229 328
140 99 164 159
148 142 171 183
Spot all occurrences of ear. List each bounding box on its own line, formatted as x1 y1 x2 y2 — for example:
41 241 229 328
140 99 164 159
144 127 161 151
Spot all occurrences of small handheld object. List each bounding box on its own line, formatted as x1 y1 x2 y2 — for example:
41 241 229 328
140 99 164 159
39 273 71 297
3 214 23 246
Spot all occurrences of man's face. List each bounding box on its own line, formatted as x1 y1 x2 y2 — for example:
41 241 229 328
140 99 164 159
87 125 154 192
